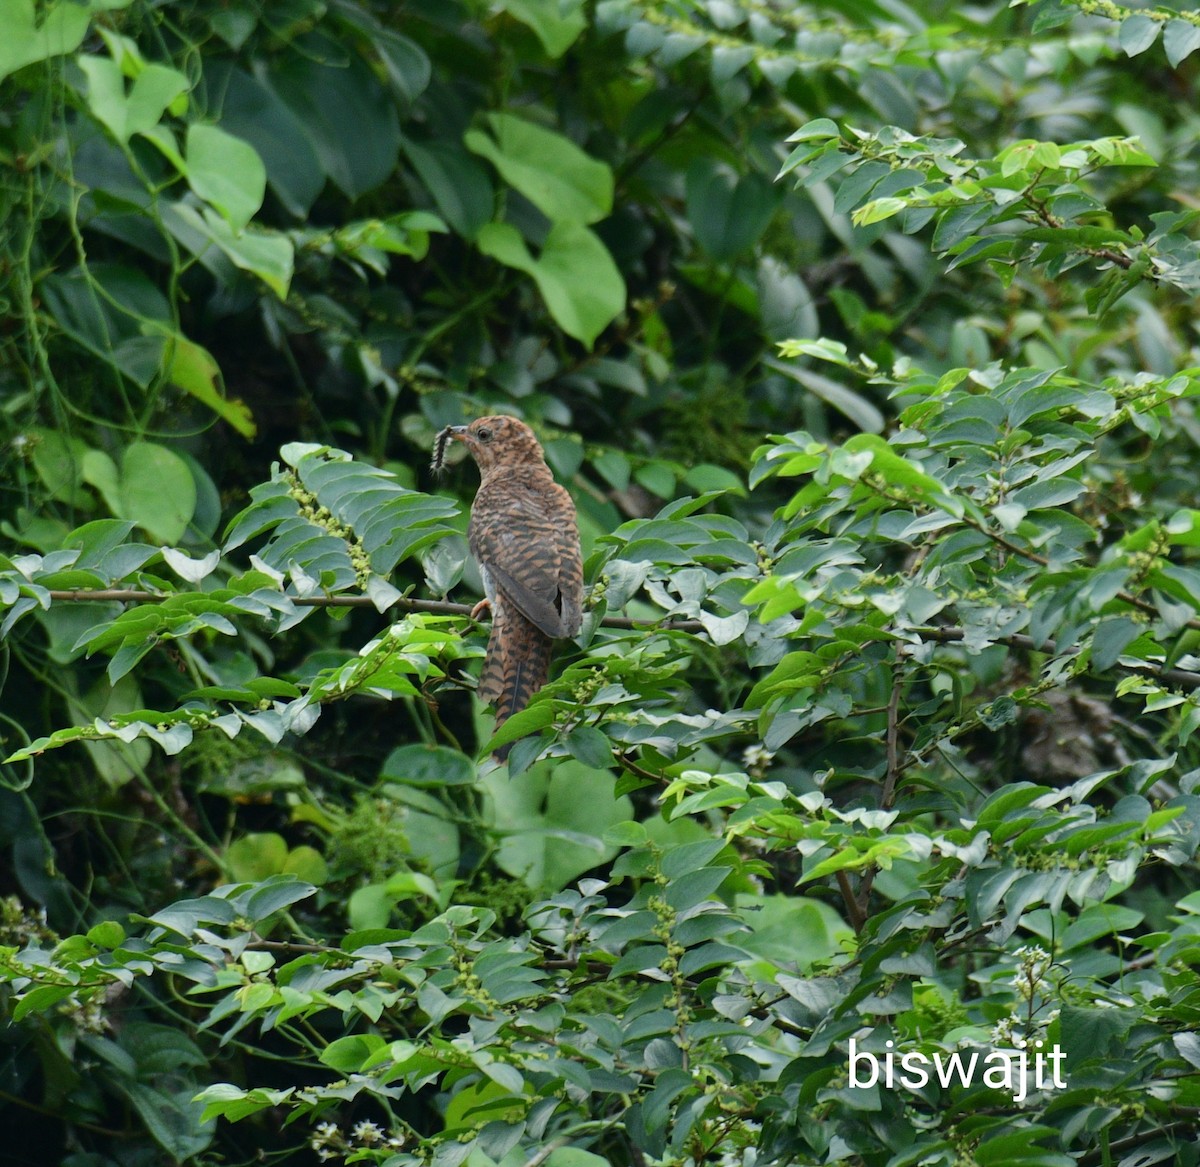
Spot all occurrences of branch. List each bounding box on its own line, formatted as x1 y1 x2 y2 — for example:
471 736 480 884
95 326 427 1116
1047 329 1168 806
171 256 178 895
918 625 1200 692
1070 0 1200 31
1026 189 1134 270
36 591 1200 690
42 589 709 633
957 513 1188 630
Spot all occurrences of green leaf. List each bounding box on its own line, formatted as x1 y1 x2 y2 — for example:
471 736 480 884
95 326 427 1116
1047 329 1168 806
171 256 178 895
1175 1032 1200 1069
485 760 634 890
501 0 586 57
546 1151 612 1167
320 1034 385 1074
348 884 394 930
465 113 613 225
197 1085 294 1124
118 442 197 543
226 833 288 882
87 920 126 947
281 845 328 884
79 56 190 144
765 357 884 433
242 876 316 921
210 63 325 217
13 984 77 1022
0 0 133 83
159 331 256 438
603 820 648 847
124 1082 213 1161
165 203 294 298
1059 1004 1136 1057
665 865 732 911
186 124 267 231
1164 19 1200 67
852 196 908 227
566 725 614 769
38 264 171 388
381 743 476 786
268 52 401 199
686 160 778 262
373 29 431 104
477 220 625 347
81 442 196 543
1091 617 1142 671
786 118 840 143
404 139 495 240
1119 14 1160 56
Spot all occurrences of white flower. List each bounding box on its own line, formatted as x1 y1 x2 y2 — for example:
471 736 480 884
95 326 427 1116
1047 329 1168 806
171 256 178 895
352 1120 384 1144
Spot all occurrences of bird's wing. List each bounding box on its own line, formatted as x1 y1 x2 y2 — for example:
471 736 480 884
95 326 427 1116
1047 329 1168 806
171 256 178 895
470 484 582 638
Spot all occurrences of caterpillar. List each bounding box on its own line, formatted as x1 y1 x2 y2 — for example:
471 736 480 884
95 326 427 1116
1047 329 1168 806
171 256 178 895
431 426 455 473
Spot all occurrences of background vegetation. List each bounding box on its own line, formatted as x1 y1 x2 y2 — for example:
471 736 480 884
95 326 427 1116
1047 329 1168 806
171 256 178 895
3 0 1200 1164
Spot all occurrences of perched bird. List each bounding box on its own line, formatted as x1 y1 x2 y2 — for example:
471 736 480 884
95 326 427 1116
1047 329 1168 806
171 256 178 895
437 416 583 757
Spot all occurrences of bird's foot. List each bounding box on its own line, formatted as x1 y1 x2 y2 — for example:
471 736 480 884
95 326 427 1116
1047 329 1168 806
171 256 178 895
470 598 492 621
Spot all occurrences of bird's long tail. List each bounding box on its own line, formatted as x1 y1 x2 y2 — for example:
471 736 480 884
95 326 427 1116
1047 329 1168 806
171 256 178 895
480 610 552 760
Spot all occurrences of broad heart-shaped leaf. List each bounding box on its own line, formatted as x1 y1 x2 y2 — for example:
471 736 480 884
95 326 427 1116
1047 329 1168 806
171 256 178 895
0 0 134 82
78 56 190 144
465 113 612 225
381 743 476 786
1118 13 1160 56
185 124 266 232
158 330 256 438
500 0 586 57
1164 19 1200 67
545 1152 610 1167
477 221 625 347
164 202 293 299
123 1082 213 1161
373 27 432 103
267 51 400 200
686 159 779 261
205 63 325 218
38 264 171 388
225 833 288 882
483 760 634 890
121 442 197 544
82 442 197 543
403 138 495 240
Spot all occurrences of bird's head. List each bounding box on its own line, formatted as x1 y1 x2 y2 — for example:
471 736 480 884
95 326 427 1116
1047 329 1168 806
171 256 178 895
445 415 546 474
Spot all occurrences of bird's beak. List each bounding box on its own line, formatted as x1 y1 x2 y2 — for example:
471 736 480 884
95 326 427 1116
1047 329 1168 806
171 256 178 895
447 425 469 443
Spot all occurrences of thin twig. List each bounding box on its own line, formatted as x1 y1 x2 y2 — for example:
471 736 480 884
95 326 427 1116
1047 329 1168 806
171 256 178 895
880 647 905 813
854 646 906 918
836 869 866 933
615 751 670 785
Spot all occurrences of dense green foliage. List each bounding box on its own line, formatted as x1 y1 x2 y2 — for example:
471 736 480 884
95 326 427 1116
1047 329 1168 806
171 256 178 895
5 0 1200 1164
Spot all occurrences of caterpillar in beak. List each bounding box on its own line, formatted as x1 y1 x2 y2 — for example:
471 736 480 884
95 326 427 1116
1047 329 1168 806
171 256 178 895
431 426 456 473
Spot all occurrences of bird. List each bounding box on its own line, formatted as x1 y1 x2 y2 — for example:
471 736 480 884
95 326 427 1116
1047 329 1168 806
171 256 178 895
438 416 583 758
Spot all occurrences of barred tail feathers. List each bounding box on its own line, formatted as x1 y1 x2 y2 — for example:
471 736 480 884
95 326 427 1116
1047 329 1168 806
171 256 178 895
494 619 552 725
480 610 552 761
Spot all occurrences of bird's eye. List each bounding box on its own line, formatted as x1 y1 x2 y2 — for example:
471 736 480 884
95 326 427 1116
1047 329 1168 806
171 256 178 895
476 426 493 442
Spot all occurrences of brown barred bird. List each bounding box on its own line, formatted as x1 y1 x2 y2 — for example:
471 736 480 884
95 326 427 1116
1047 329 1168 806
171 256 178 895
439 416 583 758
